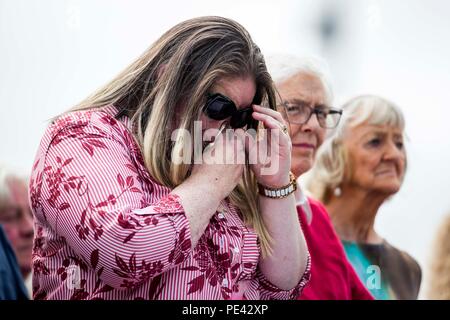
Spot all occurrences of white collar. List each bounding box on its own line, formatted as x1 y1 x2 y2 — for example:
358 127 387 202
294 178 313 225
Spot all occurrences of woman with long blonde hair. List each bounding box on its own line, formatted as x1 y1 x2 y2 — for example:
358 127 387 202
29 16 309 300
427 214 450 299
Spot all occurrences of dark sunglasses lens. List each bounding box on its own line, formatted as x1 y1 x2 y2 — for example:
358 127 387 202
248 118 258 130
204 95 235 120
230 107 255 129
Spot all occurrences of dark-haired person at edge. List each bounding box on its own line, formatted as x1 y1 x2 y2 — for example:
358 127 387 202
0 225 28 299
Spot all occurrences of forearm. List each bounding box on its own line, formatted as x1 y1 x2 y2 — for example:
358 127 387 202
171 176 224 247
258 193 308 290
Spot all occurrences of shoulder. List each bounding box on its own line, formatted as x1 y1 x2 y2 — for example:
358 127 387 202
50 106 122 137
306 196 333 223
307 196 327 212
383 241 422 282
42 105 133 152
304 196 343 241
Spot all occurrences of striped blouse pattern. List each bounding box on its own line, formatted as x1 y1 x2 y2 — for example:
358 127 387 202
29 105 310 300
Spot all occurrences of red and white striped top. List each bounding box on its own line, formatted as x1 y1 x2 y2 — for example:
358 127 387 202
29 105 310 300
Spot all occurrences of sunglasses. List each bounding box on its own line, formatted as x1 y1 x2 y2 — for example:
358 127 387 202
203 93 258 129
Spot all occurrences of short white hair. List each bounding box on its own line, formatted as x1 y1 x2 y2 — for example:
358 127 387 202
0 163 27 205
265 53 334 105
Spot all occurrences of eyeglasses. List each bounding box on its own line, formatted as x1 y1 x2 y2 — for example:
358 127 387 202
279 101 343 129
203 93 258 129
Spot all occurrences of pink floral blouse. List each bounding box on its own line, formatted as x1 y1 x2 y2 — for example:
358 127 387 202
29 105 310 300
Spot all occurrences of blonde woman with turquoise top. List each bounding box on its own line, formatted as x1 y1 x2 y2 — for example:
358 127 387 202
307 95 421 300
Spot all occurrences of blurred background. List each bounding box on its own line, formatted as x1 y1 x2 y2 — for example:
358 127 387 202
1 0 449 298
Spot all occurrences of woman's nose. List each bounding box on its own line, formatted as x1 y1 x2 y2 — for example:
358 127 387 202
301 113 321 132
383 141 404 161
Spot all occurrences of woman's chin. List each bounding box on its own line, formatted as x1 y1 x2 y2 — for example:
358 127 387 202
372 184 401 197
292 159 313 177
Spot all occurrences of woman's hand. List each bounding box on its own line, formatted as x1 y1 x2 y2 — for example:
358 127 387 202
190 127 245 199
238 104 292 188
172 128 245 245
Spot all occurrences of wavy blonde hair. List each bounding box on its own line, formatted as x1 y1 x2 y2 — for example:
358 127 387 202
307 95 406 204
427 214 450 300
66 16 277 256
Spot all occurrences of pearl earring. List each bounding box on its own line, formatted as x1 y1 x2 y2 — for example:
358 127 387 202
333 187 342 197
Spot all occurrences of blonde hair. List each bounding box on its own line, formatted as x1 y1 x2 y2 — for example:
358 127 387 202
307 95 406 203
427 214 450 299
65 16 277 256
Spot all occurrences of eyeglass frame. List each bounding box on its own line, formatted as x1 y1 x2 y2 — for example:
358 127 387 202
278 100 343 129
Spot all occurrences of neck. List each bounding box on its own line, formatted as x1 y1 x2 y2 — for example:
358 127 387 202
327 186 387 244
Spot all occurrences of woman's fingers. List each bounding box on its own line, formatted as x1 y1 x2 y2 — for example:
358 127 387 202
253 104 286 125
252 111 286 131
252 111 292 153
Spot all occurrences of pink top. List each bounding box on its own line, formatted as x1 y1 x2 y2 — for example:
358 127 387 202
297 197 373 300
29 105 310 300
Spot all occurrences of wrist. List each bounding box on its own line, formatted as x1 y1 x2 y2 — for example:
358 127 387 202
257 174 290 189
257 172 297 199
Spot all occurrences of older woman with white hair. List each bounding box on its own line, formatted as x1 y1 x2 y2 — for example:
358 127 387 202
307 95 421 299
267 54 373 300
